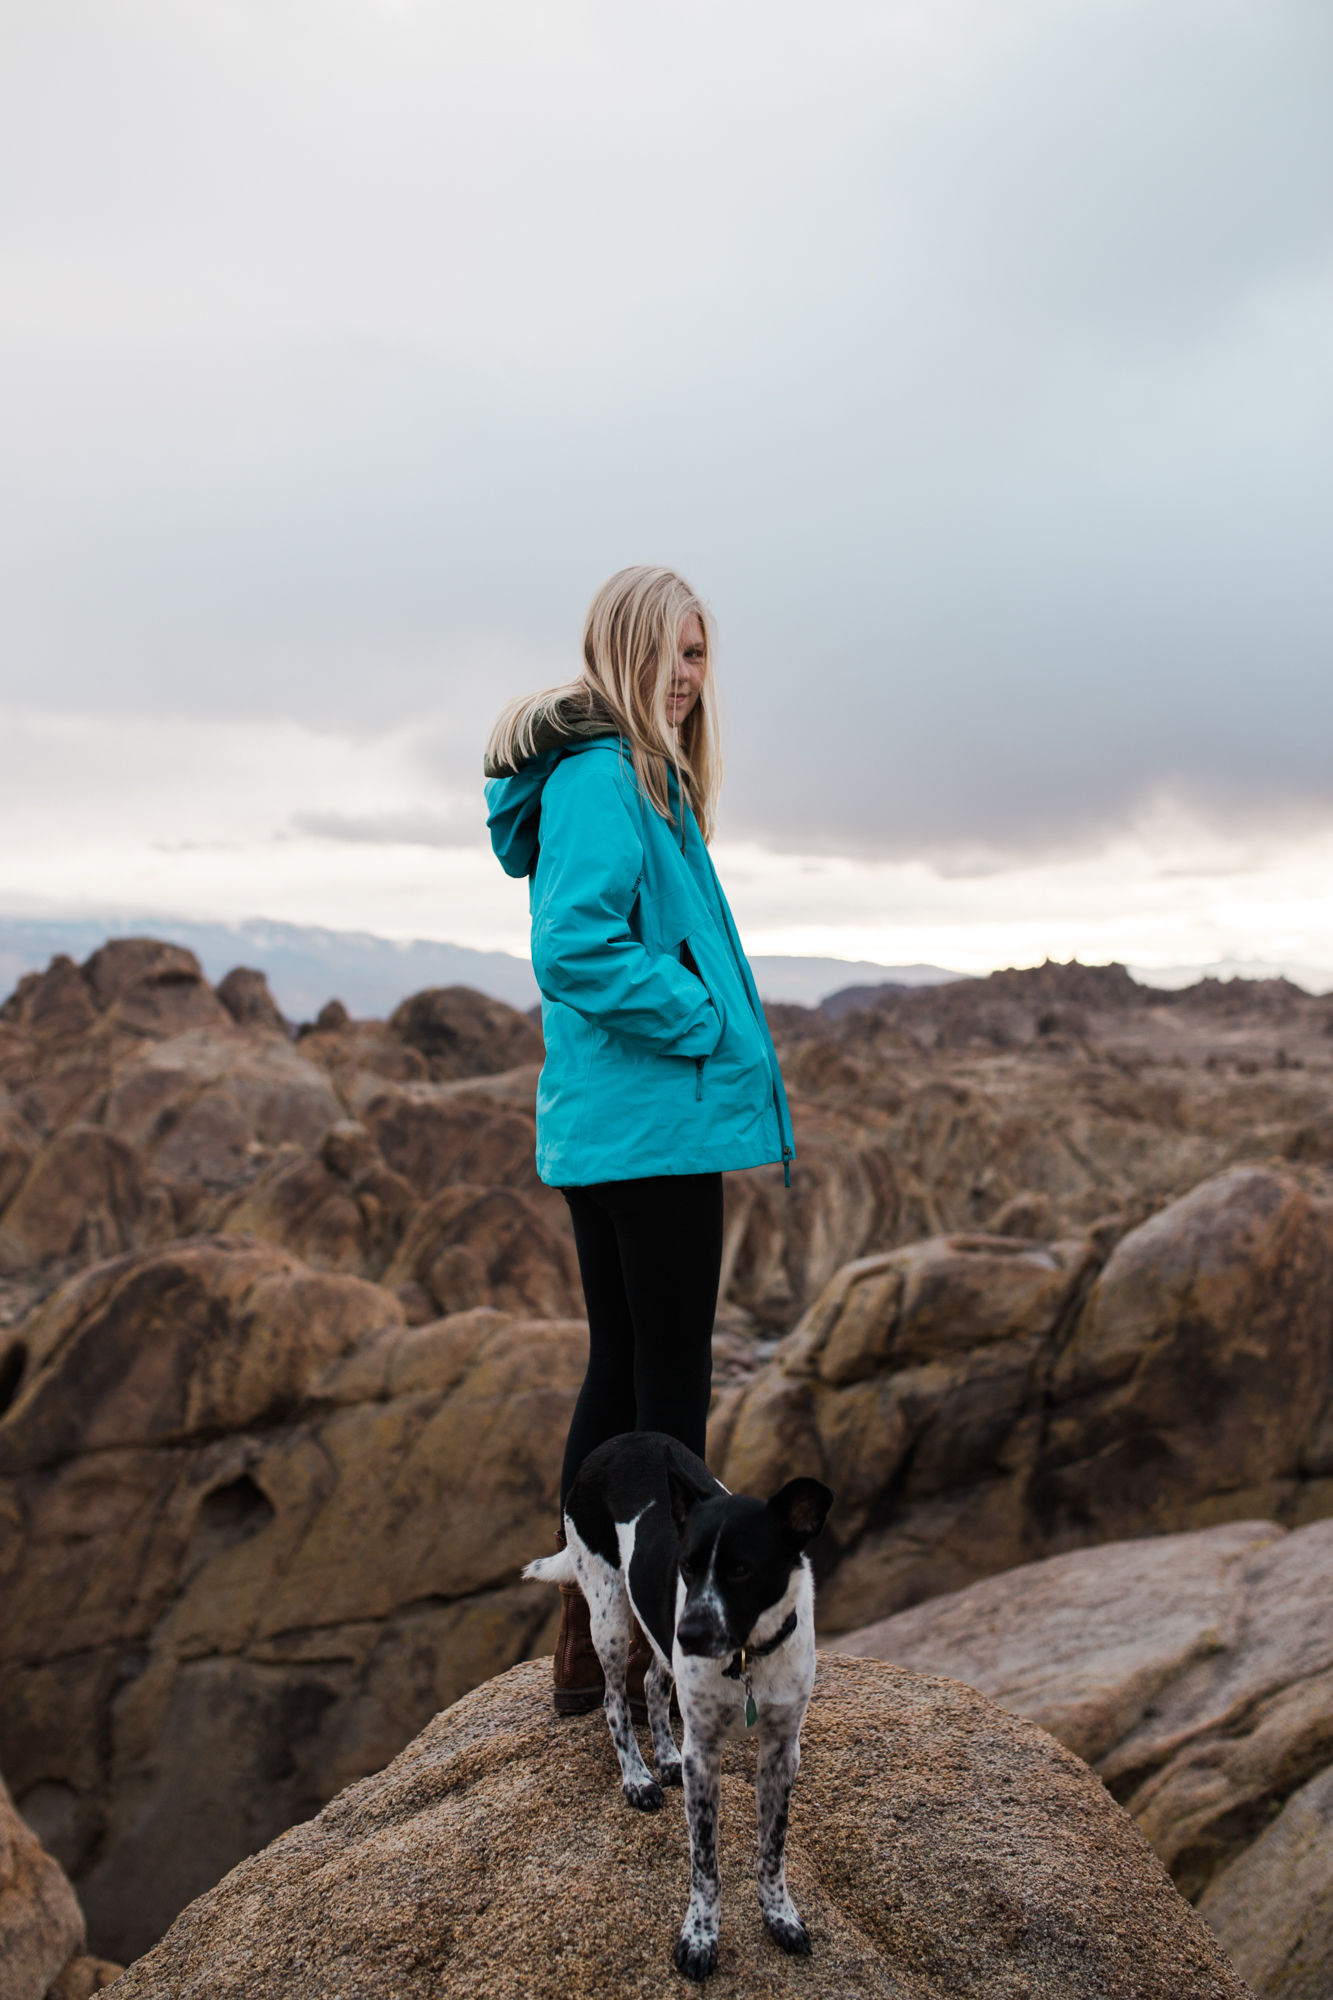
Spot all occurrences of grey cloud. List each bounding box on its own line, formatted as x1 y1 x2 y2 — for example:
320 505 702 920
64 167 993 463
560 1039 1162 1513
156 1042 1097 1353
0 0 1329 865
291 808 478 849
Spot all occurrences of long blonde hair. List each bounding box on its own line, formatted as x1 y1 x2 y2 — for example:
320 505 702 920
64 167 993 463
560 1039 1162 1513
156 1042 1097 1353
485 566 722 843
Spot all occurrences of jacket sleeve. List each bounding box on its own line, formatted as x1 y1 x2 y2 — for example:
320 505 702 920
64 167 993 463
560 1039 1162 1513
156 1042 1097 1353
530 754 723 1057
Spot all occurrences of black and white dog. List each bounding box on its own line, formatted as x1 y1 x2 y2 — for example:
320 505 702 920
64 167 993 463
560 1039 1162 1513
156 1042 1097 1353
524 1431 833 1981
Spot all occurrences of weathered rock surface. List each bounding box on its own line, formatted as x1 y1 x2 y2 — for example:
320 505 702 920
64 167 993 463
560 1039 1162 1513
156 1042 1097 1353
714 1164 1333 1630
719 1119 903 1331
42 1958 124 1999
0 1238 582 1963
1200 1759 1333 2000
0 1769 86 2000
0 947 576 1316
0 1126 145 1278
389 985 545 1080
5 940 1333 1973
832 1518 1333 1990
769 955 1333 1246
214 966 288 1036
112 1655 1246 2000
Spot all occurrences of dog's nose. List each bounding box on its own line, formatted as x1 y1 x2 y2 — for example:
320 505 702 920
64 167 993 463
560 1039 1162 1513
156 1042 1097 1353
676 1607 731 1656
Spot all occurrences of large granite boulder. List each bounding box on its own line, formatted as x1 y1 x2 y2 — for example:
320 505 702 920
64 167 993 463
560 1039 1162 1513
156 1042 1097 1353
111 1655 1247 1999
832 1517 1333 1994
1037 1164 1333 1540
714 1165 1333 1630
0 1238 583 1964
710 1228 1101 1627
2 941 230 1048
214 967 288 1036
388 986 544 1081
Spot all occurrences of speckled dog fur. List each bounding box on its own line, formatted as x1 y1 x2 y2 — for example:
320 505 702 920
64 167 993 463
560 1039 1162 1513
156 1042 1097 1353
525 1431 832 1982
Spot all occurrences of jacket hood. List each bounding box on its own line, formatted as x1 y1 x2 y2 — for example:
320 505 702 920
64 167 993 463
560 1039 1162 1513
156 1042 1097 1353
485 734 622 880
483 688 619 780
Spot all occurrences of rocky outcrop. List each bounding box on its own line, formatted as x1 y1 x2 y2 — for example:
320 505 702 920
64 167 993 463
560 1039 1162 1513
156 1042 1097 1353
0 1127 145 1277
831 1518 1333 1993
5 938 1333 1973
1199 1760 1333 2000
719 1121 903 1330
214 967 288 1036
0 1238 581 1963
768 957 1333 1245
389 985 544 1080
1 1769 86 2000
0 947 574 1312
0 1765 122 1998
111 1654 1246 1999
713 1165 1333 1631
1037 1165 1333 1543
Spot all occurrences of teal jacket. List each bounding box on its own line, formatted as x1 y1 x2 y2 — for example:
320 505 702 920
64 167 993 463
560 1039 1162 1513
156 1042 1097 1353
485 735 794 1187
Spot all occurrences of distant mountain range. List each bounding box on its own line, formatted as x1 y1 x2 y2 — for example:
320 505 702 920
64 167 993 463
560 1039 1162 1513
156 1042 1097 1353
0 917 964 1019
0 917 540 1021
0 914 1327 1020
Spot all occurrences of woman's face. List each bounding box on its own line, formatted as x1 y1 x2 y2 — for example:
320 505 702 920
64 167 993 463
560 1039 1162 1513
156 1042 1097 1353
665 612 706 729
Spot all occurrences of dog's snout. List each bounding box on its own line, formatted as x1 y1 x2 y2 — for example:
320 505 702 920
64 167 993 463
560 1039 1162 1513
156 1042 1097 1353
676 1600 732 1658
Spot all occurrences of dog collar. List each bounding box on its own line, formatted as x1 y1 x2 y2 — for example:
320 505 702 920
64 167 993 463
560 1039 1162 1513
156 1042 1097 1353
721 1608 799 1683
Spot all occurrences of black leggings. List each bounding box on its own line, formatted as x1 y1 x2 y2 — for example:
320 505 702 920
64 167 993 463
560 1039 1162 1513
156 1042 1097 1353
559 1172 724 1507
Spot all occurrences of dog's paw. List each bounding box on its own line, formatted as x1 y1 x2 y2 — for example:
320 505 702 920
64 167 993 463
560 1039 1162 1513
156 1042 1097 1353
657 1756 684 1788
763 1910 812 1957
672 1931 718 1981
622 1776 665 1812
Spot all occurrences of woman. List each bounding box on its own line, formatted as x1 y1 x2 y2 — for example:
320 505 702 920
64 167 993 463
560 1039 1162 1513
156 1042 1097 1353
484 565 794 1711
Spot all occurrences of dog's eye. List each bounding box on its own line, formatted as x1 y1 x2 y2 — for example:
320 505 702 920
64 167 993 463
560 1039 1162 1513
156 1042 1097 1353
679 1561 694 1582
725 1563 750 1581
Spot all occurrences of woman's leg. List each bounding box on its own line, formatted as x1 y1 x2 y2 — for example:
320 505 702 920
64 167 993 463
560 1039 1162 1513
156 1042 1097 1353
559 1172 724 1497
553 1172 723 1719
560 1185 639 1508
597 1172 724 1464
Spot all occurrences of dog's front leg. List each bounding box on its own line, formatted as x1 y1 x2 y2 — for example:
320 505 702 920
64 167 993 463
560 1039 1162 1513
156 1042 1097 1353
755 1732 810 1956
645 1659 682 1786
673 1739 722 1981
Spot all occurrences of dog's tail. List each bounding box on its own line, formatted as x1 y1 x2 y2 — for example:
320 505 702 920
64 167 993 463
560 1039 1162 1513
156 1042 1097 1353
523 1546 575 1585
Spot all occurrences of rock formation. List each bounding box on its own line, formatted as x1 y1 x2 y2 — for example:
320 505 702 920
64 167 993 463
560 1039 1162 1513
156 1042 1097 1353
0 1769 120 2000
0 1236 582 1963
1199 1761 1333 2000
5 939 1333 1965
713 1163 1333 1631
831 1518 1333 1995
1 1767 84 2000
111 1655 1247 1999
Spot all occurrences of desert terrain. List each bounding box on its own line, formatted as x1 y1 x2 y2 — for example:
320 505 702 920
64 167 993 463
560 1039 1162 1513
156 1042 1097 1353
3 938 1333 1991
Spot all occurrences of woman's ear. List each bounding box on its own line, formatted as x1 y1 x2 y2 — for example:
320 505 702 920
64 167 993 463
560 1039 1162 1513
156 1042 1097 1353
766 1478 834 1550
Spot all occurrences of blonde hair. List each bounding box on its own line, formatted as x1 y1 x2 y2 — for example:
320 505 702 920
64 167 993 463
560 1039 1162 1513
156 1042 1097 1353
485 566 722 843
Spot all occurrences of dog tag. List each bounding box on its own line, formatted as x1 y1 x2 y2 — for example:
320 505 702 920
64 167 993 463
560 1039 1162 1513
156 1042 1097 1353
745 1691 758 1729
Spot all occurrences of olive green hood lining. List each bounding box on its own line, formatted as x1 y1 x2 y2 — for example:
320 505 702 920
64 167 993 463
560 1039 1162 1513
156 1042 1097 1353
483 689 619 779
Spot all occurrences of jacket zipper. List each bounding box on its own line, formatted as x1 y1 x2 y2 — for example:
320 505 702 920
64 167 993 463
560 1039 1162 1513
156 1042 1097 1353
695 1058 705 1101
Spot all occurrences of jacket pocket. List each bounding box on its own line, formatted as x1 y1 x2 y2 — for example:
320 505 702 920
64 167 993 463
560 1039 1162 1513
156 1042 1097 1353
641 883 708 955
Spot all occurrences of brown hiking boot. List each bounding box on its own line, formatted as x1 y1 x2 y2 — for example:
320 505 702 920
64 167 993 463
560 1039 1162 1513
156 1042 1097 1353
553 1579 606 1714
552 1523 604 1715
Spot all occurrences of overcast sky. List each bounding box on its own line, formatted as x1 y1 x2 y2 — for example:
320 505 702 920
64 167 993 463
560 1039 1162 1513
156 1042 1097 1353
2 0 1331 976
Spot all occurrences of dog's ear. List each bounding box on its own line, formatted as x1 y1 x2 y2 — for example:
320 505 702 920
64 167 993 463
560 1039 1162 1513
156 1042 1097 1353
666 1452 714 1533
767 1477 834 1550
